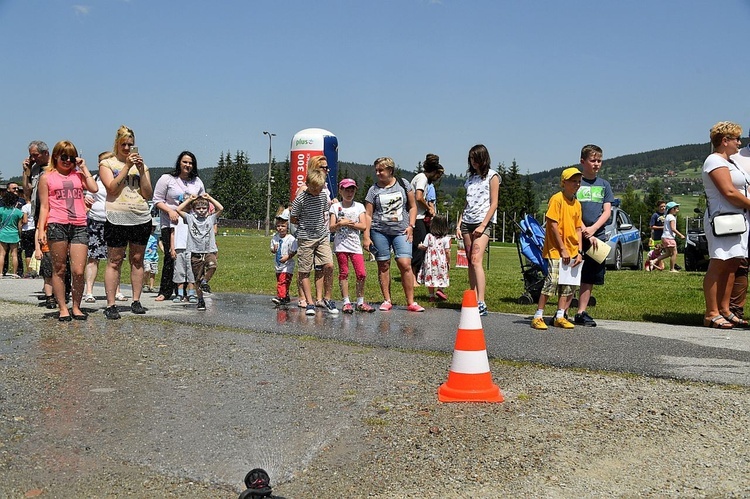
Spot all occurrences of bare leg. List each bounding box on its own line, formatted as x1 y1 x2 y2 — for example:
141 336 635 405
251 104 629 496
129 243 146 302
397 257 416 304
105 247 126 307
704 258 741 320
465 233 489 302
377 260 392 303
84 258 99 296
49 240 71 317
68 243 87 315
578 282 594 313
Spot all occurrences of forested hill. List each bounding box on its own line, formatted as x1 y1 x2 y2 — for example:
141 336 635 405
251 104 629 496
528 142 711 199
146 142 712 197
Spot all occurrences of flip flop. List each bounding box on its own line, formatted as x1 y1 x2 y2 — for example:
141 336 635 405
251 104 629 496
722 313 749 328
704 315 734 329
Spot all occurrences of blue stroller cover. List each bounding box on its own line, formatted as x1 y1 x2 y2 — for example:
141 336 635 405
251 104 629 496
518 214 548 276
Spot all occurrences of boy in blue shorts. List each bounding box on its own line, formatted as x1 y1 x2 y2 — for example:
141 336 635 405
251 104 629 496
531 167 584 330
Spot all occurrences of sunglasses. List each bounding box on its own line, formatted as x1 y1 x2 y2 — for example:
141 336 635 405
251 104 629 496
59 154 76 163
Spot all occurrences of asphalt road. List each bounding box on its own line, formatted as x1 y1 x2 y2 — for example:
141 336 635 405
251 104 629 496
2 277 748 387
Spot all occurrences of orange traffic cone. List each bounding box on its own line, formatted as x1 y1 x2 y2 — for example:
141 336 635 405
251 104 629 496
438 290 504 403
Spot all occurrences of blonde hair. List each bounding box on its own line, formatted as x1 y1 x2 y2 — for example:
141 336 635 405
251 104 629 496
306 168 325 190
46 140 78 173
98 151 115 162
373 156 395 173
308 155 328 171
710 121 743 149
113 124 135 152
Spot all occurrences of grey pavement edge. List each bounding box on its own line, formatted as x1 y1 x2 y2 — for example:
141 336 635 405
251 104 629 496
2 276 749 386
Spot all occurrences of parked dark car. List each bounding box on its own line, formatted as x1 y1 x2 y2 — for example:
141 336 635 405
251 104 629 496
684 208 709 271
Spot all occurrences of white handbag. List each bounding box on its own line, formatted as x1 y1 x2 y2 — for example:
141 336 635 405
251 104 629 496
711 212 747 237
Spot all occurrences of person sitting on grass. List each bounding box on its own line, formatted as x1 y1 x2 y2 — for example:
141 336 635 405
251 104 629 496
531 167 586 330
645 243 665 271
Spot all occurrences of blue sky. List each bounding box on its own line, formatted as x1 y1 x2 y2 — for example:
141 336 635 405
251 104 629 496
2 0 749 180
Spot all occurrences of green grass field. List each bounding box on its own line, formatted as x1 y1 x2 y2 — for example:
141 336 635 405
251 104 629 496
118 229 707 327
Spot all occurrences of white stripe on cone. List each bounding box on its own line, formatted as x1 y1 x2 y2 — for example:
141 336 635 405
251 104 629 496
450 350 491 374
458 306 482 330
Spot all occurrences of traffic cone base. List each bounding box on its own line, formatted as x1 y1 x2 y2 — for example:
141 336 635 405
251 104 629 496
439 372 503 402
437 289 504 403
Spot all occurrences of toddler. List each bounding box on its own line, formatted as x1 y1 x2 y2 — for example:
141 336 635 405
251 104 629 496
417 215 451 302
270 209 297 306
143 223 160 292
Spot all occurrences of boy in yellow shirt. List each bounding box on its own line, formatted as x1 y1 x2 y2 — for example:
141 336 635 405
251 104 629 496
531 167 585 330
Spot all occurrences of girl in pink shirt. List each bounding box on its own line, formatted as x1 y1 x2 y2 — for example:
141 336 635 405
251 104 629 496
37 140 98 321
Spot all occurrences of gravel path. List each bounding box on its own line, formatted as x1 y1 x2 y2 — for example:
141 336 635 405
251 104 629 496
0 301 748 498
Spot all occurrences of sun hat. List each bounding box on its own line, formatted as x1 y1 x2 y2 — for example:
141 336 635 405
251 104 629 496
665 201 680 211
339 178 357 189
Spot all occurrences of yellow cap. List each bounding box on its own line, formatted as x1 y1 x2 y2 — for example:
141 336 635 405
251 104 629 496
561 167 582 182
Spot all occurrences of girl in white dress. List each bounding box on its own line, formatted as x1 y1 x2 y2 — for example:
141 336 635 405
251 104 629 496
417 216 451 301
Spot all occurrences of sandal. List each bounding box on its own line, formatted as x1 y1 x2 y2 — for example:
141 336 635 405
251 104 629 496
704 315 734 329
154 295 166 302
83 294 96 303
722 313 749 328
115 293 128 302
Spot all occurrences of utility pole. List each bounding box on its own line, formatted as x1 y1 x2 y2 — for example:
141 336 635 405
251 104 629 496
263 131 276 237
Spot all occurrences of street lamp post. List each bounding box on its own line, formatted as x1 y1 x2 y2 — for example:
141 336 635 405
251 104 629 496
263 131 276 237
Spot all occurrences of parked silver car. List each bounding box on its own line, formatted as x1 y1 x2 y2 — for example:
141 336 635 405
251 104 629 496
603 204 643 270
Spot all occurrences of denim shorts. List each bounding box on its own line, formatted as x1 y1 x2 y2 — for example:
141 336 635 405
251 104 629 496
370 230 412 261
460 221 491 237
46 223 88 245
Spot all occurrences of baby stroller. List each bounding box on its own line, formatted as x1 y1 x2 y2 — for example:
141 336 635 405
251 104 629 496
514 214 548 305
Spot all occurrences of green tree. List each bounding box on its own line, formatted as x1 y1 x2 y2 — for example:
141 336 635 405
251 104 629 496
497 160 526 241
211 150 258 220
522 173 537 217
269 155 291 212
357 175 373 205
643 178 666 212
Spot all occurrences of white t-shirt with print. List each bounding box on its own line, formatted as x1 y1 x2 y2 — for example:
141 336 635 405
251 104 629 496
463 169 499 225
330 201 365 254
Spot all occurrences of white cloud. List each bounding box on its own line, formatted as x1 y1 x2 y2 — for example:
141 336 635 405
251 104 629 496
73 5 91 16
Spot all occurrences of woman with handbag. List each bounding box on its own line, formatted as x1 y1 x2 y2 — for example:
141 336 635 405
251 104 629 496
702 121 750 329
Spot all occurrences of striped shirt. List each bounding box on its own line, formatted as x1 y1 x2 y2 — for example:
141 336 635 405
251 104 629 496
290 190 328 240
